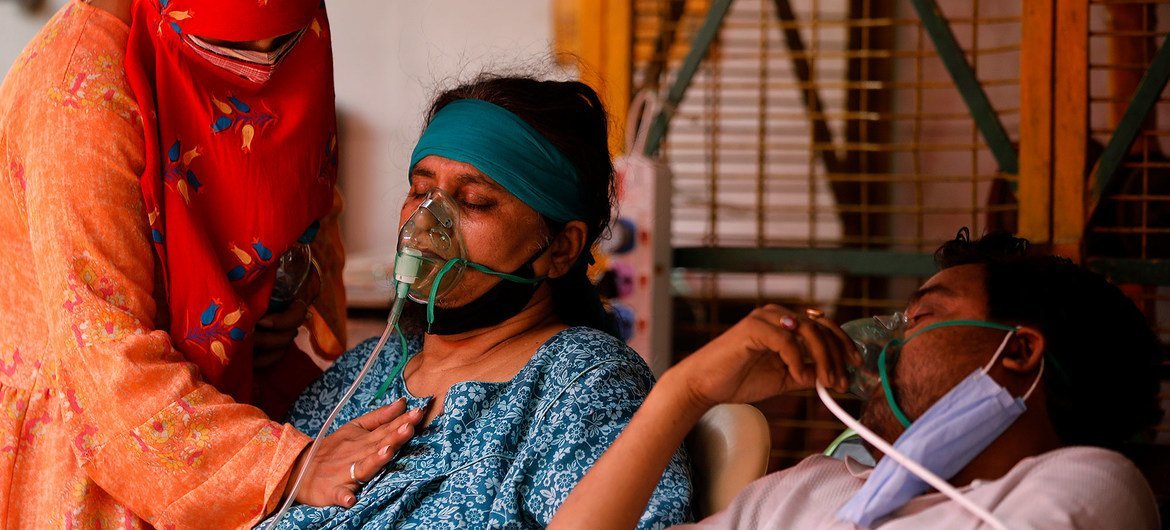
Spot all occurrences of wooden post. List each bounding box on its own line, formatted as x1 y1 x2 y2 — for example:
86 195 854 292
1052 0 1089 261
1018 0 1054 244
553 0 633 155
603 0 632 154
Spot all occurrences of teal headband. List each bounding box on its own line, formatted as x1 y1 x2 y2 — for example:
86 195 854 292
409 99 586 224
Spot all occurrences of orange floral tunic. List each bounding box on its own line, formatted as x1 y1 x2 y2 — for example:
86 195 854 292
0 2 347 528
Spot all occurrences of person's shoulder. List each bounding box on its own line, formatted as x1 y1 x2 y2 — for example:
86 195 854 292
1025 445 1146 479
724 454 859 508
686 455 858 529
16 2 130 80
764 454 856 486
529 327 655 421
538 325 649 375
6 2 138 125
350 334 387 355
1023 446 1153 493
63 1 131 51
534 326 656 394
1002 446 1159 528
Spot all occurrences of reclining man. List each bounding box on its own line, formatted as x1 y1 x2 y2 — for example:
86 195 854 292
550 229 1162 529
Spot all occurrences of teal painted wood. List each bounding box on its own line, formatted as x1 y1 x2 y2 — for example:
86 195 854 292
673 248 1170 285
1085 258 1170 286
1092 32 1170 212
643 0 735 156
673 247 938 277
909 0 1019 176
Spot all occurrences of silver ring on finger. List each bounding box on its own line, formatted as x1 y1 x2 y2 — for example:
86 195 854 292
349 461 367 486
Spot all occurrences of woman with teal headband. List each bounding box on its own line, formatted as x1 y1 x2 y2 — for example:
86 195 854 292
262 76 692 529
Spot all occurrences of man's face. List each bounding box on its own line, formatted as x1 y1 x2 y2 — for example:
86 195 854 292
859 263 1012 442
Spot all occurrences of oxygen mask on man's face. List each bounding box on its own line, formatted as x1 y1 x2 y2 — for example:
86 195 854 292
839 312 907 399
396 187 467 304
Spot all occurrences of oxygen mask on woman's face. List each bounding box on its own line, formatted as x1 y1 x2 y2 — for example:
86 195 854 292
396 187 468 304
394 186 547 335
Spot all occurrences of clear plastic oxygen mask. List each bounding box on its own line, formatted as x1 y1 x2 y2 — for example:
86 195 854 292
398 188 467 305
268 243 313 312
267 189 462 527
839 312 907 399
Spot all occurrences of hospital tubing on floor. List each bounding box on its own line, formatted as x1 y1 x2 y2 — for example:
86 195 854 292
265 248 423 528
816 382 1010 530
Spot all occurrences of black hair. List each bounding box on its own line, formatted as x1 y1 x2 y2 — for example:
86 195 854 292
424 75 618 337
934 228 1163 450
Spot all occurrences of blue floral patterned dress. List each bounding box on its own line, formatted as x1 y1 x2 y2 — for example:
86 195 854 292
261 326 693 529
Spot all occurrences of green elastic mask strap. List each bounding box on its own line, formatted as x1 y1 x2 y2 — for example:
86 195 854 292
425 258 546 327
879 319 1019 429
824 428 860 457
369 325 411 405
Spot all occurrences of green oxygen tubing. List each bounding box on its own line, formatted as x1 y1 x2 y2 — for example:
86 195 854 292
266 247 423 527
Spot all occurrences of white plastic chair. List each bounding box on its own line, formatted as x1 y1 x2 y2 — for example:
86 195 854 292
686 403 772 518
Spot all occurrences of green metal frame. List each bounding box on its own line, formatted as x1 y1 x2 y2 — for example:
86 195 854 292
1090 31 1170 214
1085 258 1170 286
650 3 1170 287
675 248 1170 285
909 0 1018 176
643 0 734 156
645 0 1017 170
674 247 938 277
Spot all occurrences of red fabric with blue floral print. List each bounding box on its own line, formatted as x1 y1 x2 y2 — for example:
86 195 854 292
123 0 337 406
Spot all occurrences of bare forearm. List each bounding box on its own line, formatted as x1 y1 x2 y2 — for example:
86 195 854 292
550 372 710 529
551 303 850 528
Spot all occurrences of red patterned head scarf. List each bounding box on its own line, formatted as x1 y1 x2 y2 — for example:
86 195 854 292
124 0 338 405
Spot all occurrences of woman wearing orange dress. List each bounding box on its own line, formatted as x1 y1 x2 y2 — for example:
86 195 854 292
0 0 419 527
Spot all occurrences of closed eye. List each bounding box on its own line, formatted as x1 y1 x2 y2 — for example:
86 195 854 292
906 312 931 329
459 200 494 211
454 190 496 212
904 304 936 330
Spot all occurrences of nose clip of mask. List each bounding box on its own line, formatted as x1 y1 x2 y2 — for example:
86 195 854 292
419 193 455 228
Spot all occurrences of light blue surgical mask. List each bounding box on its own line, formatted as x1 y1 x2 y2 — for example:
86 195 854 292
829 320 1044 528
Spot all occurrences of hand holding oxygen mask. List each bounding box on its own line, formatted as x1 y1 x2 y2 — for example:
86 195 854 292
254 244 318 368
664 303 1033 530
665 305 856 411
